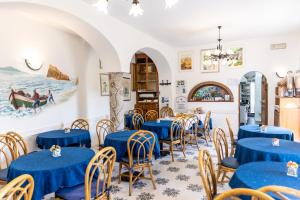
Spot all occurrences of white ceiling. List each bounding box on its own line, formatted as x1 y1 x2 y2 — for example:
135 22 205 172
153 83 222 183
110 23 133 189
88 0 300 46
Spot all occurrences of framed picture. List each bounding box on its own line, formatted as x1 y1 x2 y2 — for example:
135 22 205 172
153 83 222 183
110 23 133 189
122 76 131 101
225 47 243 68
100 73 109 96
178 51 193 71
200 49 219 73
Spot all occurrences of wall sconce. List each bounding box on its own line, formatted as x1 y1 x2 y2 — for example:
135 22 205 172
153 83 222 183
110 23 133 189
22 48 43 71
160 80 171 86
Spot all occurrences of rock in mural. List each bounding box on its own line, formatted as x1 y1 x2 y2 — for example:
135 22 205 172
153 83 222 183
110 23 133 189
0 66 78 117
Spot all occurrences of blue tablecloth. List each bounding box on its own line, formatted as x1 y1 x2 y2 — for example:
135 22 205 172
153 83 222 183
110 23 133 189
230 162 300 200
142 121 172 139
235 138 300 165
104 130 160 162
238 125 294 141
7 147 95 200
124 114 134 129
36 129 91 149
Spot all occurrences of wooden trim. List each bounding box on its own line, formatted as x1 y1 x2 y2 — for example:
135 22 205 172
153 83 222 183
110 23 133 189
188 81 234 102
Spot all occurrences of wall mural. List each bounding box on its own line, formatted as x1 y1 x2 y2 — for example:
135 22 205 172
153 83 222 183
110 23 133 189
0 65 78 117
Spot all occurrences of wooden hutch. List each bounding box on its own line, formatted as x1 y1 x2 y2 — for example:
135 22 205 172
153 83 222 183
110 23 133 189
274 87 300 141
131 53 159 114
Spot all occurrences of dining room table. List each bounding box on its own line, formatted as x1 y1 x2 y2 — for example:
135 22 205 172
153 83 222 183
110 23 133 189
36 129 91 149
103 130 161 162
235 137 300 165
238 125 294 141
229 161 300 200
7 147 95 200
142 120 173 140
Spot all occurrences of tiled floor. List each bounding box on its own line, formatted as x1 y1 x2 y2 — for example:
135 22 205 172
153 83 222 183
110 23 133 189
109 140 231 200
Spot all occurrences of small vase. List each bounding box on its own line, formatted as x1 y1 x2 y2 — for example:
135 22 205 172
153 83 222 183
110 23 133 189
287 166 298 177
52 149 61 157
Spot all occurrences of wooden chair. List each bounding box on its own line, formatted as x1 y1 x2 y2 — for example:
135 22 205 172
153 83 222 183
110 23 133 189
160 119 186 162
213 128 239 183
132 113 144 130
145 110 158 121
0 135 18 185
56 147 116 200
259 185 300 200
160 106 174 118
0 174 34 200
6 131 28 157
118 130 156 196
198 150 217 200
215 188 274 200
226 117 237 156
198 111 212 146
185 115 200 150
96 119 115 150
71 119 89 130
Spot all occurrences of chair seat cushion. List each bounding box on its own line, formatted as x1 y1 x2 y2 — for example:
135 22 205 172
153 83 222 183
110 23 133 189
56 180 103 200
121 156 150 164
161 136 180 141
0 168 8 181
221 157 239 169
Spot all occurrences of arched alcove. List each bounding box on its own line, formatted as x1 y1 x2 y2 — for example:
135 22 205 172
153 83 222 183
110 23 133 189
188 81 234 102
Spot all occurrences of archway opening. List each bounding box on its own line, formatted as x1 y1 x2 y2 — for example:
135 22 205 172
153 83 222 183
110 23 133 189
239 71 268 126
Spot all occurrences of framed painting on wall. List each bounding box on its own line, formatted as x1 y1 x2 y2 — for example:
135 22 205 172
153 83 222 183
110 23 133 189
122 76 131 101
100 73 109 96
200 49 219 73
225 47 243 68
178 51 193 71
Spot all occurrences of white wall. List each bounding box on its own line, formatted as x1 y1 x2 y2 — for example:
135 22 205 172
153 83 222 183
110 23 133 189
174 34 300 132
0 11 111 150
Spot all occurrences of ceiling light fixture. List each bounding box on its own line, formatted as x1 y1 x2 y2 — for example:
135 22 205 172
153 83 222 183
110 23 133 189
129 0 144 17
210 26 232 60
90 0 178 16
93 0 109 14
165 0 179 8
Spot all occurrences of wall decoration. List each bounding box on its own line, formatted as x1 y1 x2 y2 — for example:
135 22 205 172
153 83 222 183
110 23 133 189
122 74 131 101
188 81 234 102
175 96 188 113
200 49 219 73
225 47 243 68
0 66 78 117
100 73 109 96
176 80 187 95
178 51 193 71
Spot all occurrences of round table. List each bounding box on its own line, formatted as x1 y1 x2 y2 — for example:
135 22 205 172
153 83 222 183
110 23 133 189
238 125 294 141
36 129 91 149
7 147 95 200
235 138 300 165
104 130 161 162
142 121 172 139
229 162 300 200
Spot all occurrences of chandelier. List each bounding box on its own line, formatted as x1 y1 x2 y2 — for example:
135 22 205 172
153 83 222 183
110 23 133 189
93 0 179 17
210 26 233 61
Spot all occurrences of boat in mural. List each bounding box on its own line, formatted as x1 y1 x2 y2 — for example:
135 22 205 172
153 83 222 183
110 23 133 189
0 66 78 117
9 89 48 109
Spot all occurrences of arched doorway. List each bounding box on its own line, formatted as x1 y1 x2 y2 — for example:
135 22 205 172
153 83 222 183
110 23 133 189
239 71 268 125
129 47 173 115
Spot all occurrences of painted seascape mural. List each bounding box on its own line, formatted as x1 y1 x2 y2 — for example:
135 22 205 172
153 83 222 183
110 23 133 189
0 65 78 117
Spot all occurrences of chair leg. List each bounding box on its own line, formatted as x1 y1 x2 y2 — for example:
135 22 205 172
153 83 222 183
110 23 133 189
129 170 133 196
170 144 174 162
181 139 186 158
216 166 221 183
149 165 156 190
221 172 227 183
118 163 122 184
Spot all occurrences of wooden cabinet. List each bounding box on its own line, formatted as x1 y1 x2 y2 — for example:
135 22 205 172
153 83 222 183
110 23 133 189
132 53 159 114
274 97 300 141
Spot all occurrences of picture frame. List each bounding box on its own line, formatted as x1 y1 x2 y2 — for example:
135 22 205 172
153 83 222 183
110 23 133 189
224 47 243 68
122 76 131 101
100 73 109 96
200 49 219 73
178 51 194 72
